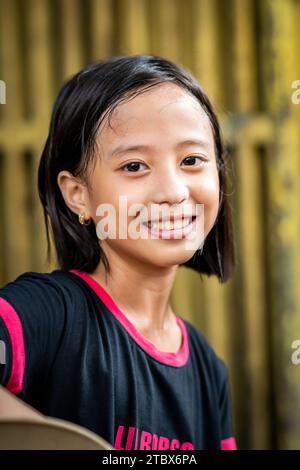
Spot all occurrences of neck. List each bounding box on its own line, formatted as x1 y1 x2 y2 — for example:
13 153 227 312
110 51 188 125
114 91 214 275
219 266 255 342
90 248 178 333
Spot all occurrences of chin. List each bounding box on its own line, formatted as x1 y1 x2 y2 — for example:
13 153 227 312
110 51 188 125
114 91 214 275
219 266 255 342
148 251 199 268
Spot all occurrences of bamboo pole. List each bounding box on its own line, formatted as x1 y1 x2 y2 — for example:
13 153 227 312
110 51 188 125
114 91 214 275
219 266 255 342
261 0 300 450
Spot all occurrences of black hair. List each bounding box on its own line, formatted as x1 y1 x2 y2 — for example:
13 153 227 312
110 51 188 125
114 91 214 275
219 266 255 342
38 54 235 283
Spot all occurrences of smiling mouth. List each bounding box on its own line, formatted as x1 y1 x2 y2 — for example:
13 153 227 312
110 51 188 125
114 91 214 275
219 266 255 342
142 215 196 232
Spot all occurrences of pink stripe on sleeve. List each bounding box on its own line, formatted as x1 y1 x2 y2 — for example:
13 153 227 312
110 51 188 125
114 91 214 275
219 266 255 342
0 297 25 394
221 437 237 450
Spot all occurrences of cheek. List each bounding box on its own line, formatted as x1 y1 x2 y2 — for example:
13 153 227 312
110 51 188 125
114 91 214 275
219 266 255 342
195 173 220 232
90 168 143 212
91 189 144 237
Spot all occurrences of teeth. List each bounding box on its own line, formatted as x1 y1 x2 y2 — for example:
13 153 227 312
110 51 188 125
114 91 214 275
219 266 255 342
145 218 192 231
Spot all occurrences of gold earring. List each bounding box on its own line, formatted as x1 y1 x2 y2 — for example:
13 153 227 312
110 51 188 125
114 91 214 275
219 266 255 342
78 212 91 226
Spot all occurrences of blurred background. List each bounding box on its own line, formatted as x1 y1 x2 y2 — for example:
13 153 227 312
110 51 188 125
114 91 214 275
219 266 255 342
0 0 300 450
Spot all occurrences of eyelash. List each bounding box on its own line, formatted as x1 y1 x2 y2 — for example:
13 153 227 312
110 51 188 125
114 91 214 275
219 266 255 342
120 156 207 173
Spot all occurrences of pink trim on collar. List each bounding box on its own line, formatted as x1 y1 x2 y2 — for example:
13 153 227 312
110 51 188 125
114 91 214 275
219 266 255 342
70 269 189 367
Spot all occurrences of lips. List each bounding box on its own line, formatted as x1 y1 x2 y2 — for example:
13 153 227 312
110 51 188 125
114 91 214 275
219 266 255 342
140 216 198 241
141 213 197 223
142 216 195 231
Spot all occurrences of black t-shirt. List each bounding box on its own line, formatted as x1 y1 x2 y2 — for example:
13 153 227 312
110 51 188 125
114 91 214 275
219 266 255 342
0 269 237 450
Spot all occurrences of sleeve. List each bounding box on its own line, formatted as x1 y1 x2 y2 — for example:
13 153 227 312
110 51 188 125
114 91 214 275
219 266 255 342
217 359 238 450
0 271 67 401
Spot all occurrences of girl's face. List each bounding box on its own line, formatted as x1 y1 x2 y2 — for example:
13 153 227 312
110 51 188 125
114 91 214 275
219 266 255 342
85 83 220 269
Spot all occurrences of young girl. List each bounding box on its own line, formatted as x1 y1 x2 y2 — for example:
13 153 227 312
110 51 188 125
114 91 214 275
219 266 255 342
0 55 236 450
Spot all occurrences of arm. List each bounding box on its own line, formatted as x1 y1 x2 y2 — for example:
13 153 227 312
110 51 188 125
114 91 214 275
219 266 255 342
218 361 237 450
0 385 44 419
0 271 68 400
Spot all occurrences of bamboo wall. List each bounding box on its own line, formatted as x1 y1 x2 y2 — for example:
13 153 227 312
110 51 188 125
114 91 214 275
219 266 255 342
0 0 300 449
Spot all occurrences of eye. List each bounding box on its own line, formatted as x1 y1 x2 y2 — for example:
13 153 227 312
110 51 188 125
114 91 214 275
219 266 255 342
121 161 147 172
182 155 207 167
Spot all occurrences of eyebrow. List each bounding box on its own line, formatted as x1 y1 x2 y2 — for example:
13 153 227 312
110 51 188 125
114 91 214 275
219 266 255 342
108 138 211 158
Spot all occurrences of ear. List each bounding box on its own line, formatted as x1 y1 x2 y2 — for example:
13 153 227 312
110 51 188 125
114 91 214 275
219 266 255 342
57 171 91 218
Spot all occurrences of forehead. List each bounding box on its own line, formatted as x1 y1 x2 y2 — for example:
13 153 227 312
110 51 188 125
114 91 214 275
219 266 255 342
97 83 214 149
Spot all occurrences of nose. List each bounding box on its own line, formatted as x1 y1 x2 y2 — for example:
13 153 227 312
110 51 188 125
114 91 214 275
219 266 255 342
151 165 189 205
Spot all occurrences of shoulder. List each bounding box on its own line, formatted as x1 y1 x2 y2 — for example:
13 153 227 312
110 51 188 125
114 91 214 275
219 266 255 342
182 318 228 385
0 269 87 327
1 269 82 301
0 270 81 394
